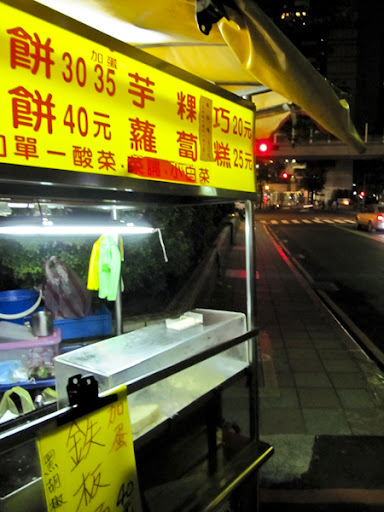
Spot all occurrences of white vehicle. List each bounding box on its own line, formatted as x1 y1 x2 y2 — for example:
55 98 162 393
356 204 384 232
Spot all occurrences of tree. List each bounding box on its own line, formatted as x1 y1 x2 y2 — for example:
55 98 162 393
354 160 384 201
296 164 326 203
0 205 233 314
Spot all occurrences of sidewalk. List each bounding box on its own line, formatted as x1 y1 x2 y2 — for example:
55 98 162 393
204 219 384 509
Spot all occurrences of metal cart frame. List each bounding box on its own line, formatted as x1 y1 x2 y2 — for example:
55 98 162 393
0 1 273 509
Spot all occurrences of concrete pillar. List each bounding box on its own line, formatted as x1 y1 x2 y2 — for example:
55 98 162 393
324 160 353 205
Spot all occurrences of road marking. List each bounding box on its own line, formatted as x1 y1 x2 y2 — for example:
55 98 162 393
225 268 246 278
225 269 260 279
255 217 356 225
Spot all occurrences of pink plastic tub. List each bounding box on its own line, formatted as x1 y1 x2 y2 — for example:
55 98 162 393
0 328 61 380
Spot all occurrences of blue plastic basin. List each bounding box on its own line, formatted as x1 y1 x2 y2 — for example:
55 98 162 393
0 289 39 321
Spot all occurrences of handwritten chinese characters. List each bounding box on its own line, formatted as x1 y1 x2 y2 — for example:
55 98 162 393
38 389 142 512
0 2 255 192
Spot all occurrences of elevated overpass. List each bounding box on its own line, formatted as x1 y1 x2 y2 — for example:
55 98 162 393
265 137 384 161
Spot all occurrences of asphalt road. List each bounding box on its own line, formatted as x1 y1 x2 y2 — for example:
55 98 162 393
255 209 384 355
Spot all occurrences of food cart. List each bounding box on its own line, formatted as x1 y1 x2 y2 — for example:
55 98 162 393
0 1 273 510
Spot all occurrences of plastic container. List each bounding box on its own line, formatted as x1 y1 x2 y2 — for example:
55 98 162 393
0 328 61 381
0 289 41 324
53 305 112 340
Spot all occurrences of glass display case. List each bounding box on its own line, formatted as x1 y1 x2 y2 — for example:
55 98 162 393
55 308 248 438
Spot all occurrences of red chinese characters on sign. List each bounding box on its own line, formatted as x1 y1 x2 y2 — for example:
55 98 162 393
93 112 111 140
73 146 93 168
244 152 253 169
9 86 56 134
129 118 157 153
199 168 210 184
107 56 117 69
14 135 38 159
91 51 103 64
170 162 191 182
146 158 161 178
128 156 211 186
213 108 253 142
128 155 161 179
72 146 117 172
214 141 231 168
177 92 197 122
98 150 116 172
91 49 117 69
176 131 197 162
243 120 252 139
213 107 230 134
3 19 253 184
184 165 196 182
0 136 6 157
7 27 55 78
128 72 155 108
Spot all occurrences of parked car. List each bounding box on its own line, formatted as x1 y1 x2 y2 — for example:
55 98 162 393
337 198 351 207
356 204 384 232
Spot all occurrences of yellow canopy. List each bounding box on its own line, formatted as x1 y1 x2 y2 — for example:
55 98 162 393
35 0 365 153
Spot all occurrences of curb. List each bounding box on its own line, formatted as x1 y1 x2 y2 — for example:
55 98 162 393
263 223 381 363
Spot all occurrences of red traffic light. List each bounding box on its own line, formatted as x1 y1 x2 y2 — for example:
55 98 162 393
254 139 278 157
255 139 271 155
282 172 289 179
258 141 270 153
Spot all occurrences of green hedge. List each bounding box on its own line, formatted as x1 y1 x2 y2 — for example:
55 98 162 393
0 205 233 309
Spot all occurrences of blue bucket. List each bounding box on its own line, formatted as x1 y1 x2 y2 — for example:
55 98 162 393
0 289 40 324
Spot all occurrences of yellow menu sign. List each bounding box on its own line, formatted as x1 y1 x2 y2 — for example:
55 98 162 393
0 1 255 192
37 387 142 512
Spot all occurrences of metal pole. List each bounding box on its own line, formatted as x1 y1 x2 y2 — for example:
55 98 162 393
244 199 260 512
112 207 123 335
244 200 258 440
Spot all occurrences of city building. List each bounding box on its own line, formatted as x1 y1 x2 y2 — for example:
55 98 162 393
256 0 384 207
